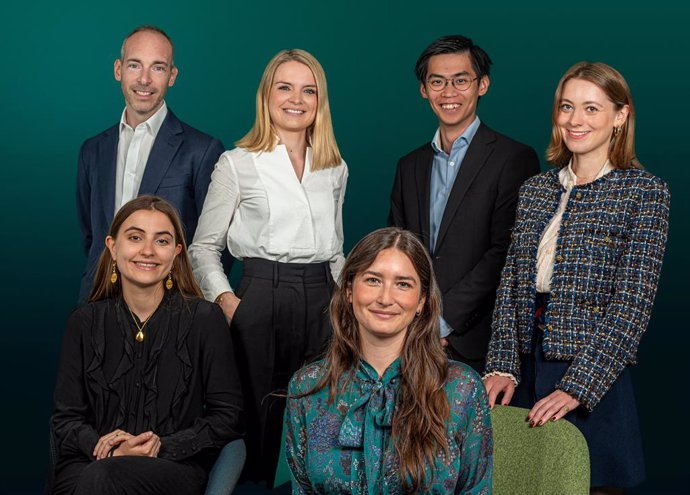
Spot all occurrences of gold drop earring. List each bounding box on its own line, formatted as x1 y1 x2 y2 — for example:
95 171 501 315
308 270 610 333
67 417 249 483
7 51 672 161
110 260 118 284
165 272 173 290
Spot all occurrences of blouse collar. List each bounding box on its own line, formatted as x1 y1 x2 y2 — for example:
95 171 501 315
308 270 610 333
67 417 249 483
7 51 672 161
338 358 401 448
560 159 613 188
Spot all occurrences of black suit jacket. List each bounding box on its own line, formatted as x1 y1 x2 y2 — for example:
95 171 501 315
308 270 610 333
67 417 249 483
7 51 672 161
389 123 540 362
76 109 225 300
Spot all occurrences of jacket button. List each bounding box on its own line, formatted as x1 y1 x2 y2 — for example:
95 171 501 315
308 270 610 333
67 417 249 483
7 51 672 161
604 236 611 243
555 255 564 262
575 192 582 199
593 306 600 313
546 324 553 331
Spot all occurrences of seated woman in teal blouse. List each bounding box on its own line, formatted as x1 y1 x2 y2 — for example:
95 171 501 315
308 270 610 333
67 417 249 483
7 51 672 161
286 227 492 494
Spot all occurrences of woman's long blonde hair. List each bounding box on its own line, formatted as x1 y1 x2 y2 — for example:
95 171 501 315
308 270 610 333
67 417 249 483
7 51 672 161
236 49 342 171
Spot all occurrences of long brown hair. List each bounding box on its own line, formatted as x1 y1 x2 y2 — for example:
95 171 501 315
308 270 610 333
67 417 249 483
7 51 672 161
89 195 203 301
319 227 449 492
235 49 342 171
546 61 641 169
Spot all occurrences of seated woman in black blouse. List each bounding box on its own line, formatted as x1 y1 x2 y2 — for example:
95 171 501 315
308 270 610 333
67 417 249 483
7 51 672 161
52 195 243 495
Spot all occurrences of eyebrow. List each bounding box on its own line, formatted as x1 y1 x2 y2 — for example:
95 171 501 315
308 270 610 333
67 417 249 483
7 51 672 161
428 71 471 78
125 57 170 67
123 226 174 237
560 98 603 106
274 81 317 88
362 270 417 282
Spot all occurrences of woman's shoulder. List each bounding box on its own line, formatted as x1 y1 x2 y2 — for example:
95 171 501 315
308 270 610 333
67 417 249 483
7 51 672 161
69 299 110 321
288 359 327 396
612 167 669 193
217 147 254 167
62 299 112 340
445 361 486 401
176 295 225 322
522 168 559 188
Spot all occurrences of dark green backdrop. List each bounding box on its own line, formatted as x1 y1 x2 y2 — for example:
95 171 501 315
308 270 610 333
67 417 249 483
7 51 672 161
1 1 687 492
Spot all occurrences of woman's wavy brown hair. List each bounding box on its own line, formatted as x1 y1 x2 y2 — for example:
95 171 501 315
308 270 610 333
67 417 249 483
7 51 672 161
546 61 641 169
317 227 449 492
89 195 203 301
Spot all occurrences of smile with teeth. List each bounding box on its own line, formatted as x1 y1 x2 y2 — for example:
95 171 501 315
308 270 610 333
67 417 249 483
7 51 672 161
283 108 305 115
566 129 590 138
441 103 460 110
134 90 154 96
133 261 160 270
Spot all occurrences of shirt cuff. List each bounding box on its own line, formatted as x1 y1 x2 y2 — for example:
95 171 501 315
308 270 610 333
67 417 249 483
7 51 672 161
439 316 454 338
482 371 518 386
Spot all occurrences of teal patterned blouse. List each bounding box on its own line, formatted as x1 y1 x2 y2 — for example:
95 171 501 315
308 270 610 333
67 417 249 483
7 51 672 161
285 358 493 494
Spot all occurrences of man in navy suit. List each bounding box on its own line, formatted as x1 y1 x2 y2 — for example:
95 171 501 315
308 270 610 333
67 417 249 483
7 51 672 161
77 25 224 300
389 35 540 373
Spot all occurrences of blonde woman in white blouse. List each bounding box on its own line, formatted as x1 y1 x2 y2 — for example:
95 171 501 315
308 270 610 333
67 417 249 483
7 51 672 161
189 49 347 484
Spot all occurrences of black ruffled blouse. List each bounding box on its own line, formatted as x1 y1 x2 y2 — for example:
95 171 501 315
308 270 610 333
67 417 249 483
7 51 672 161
52 292 243 472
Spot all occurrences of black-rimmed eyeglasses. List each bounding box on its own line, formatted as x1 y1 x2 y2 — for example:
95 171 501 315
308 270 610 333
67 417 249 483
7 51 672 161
425 76 479 92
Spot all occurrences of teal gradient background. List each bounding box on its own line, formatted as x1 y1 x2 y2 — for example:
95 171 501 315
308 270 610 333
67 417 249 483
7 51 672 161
0 1 687 492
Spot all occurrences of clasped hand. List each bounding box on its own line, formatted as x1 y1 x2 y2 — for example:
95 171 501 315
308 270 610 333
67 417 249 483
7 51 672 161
93 429 161 460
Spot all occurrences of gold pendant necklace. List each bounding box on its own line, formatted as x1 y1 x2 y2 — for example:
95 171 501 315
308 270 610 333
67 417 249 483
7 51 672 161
128 307 154 342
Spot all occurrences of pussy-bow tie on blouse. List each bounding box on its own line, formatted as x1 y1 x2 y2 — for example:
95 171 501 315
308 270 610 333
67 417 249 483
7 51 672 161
338 359 401 493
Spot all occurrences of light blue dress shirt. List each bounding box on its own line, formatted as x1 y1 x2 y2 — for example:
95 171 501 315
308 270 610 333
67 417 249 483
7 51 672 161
429 117 481 337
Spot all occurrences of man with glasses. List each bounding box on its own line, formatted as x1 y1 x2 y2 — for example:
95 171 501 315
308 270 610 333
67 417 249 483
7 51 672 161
389 35 540 373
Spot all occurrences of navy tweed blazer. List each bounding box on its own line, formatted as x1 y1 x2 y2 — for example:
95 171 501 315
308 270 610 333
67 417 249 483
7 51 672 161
485 167 670 410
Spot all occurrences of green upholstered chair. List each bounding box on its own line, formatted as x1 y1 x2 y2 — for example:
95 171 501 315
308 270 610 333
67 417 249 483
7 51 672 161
491 404 590 495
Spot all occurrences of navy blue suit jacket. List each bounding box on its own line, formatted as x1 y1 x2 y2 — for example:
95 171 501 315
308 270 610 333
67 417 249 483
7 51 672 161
77 109 225 300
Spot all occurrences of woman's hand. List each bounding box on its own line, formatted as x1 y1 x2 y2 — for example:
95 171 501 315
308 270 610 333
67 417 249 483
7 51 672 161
112 431 161 458
527 389 580 427
483 375 516 409
93 429 132 460
216 292 241 323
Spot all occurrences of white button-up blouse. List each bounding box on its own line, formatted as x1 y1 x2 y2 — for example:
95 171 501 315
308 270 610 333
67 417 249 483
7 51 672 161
189 145 348 301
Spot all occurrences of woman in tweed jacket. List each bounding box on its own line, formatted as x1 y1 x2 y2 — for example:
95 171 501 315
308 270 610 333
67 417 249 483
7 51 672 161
483 62 670 493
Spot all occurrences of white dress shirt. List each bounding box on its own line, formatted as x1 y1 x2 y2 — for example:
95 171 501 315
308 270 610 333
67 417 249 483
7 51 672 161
535 160 613 292
190 145 348 301
114 102 168 210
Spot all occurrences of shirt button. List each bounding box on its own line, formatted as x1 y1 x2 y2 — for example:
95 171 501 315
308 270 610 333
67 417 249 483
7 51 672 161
449 161 455 167
135 382 140 388
555 254 564 262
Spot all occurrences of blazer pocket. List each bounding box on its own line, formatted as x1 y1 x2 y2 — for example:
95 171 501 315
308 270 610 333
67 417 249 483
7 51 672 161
157 174 192 189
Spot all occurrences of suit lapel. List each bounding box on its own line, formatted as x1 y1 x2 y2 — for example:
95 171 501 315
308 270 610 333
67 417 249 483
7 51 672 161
138 110 183 194
435 124 496 250
102 126 120 221
415 145 434 251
